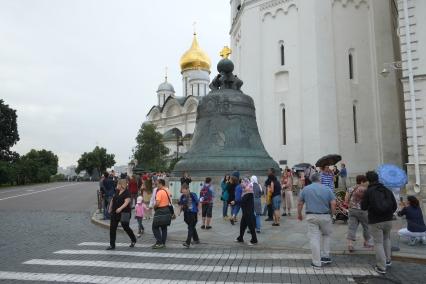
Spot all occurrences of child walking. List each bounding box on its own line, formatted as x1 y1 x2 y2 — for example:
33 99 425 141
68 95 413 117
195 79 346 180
135 196 148 238
178 183 200 248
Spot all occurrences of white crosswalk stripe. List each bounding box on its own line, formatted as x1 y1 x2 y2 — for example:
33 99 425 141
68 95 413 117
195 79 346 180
0 272 292 284
56 248 312 260
23 258 376 276
0 240 379 283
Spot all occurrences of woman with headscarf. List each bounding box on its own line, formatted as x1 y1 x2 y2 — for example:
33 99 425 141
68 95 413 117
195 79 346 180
251 176 263 233
234 177 258 245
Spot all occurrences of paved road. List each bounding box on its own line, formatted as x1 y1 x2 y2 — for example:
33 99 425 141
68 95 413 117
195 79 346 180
0 182 424 283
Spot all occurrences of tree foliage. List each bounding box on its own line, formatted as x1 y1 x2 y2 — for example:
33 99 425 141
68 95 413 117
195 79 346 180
0 149 59 185
76 146 115 177
0 99 20 161
133 123 169 172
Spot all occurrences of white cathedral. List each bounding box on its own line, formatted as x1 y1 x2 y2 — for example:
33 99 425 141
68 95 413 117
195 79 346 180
146 33 211 158
146 0 426 193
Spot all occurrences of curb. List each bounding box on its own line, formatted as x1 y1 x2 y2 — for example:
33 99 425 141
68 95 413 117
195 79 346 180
91 211 426 263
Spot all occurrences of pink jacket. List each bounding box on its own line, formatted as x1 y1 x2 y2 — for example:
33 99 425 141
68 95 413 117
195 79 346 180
135 203 147 218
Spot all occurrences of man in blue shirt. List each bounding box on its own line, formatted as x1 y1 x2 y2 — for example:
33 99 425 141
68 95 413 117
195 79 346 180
178 183 200 248
297 173 336 269
102 172 116 220
339 163 348 190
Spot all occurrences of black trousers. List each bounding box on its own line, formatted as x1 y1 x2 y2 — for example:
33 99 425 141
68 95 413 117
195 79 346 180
267 204 273 219
239 213 258 243
110 217 136 248
184 212 199 245
152 224 168 245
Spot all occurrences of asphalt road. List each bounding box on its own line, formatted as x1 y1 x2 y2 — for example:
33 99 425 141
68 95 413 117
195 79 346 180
0 182 424 283
0 182 98 212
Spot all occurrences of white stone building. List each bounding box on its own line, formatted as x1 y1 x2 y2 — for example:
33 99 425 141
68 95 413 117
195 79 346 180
230 0 405 176
395 0 426 196
146 33 211 158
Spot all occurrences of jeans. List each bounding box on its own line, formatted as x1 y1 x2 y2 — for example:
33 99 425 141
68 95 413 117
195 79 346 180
136 217 144 233
110 217 136 248
222 201 229 217
370 221 392 270
152 224 168 245
347 208 370 241
184 212 199 245
306 214 332 266
238 212 258 243
255 214 261 231
232 204 241 216
103 196 112 220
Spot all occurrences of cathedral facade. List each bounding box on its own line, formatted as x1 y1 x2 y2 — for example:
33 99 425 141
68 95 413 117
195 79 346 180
230 0 405 176
146 34 211 158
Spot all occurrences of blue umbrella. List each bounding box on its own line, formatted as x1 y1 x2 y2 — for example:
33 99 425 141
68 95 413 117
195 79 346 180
377 164 407 188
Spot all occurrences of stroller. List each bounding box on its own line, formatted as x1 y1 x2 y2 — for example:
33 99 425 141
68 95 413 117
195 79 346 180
332 190 348 224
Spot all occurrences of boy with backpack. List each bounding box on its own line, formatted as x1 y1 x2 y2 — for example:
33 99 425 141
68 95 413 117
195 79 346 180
178 183 200 248
361 171 397 275
200 177 214 229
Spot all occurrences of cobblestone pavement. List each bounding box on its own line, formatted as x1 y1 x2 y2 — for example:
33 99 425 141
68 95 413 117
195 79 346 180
0 183 425 283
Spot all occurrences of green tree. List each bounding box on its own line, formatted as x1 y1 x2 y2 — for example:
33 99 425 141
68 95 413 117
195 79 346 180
0 99 20 161
133 123 169 172
76 146 115 177
14 149 59 184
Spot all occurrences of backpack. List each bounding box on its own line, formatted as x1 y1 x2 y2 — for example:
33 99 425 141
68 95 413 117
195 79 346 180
200 185 213 204
372 188 394 215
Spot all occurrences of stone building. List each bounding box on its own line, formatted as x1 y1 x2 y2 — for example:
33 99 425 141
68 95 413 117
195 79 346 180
230 0 405 176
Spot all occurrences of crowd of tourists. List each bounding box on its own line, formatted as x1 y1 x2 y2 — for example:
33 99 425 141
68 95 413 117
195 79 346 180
98 164 426 275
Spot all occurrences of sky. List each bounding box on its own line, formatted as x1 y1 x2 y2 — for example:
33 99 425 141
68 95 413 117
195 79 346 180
0 0 230 167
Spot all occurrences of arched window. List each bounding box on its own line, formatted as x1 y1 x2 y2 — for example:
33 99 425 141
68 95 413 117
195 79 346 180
282 108 287 145
280 44 285 66
353 104 358 143
349 52 354 80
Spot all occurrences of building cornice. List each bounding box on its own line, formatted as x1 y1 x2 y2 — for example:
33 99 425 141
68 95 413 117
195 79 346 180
332 0 369 9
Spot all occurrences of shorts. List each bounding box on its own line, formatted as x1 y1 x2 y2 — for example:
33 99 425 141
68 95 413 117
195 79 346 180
272 195 281 211
202 203 213 218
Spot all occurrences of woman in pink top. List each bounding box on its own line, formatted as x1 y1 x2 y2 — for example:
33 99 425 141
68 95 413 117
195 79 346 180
135 196 148 237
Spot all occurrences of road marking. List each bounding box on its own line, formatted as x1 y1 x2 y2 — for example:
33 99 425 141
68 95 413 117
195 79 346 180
55 249 312 260
0 271 292 284
0 183 78 201
24 259 378 276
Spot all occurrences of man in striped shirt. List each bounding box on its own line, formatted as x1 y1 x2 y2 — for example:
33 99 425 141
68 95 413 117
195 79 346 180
320 166 335 191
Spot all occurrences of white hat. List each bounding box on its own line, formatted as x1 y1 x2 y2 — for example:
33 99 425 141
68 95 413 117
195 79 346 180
137 196 143 204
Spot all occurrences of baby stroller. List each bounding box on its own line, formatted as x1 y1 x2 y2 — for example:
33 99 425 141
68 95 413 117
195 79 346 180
333 191 348 224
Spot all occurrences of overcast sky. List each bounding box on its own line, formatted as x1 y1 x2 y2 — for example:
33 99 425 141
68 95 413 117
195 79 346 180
0 0 230 167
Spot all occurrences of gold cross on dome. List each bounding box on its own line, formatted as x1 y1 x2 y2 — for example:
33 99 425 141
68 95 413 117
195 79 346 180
220 46 232 59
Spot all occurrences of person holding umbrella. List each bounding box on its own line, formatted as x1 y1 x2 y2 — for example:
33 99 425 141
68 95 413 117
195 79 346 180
316 154 342 191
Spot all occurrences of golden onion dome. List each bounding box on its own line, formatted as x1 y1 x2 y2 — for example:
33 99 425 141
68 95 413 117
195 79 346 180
180 33 211 73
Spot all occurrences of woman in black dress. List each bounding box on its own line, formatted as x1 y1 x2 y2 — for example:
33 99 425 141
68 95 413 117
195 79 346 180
106 179 137 250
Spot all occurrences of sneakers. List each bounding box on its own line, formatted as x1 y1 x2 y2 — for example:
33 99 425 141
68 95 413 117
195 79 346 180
374 265 386 274
182 242 190 249
206 226 212 230
256 230 261 233
129 241 136 248
272 223 280 226
234 237 244 243
409 237 418 246
320 257 332 264
282 213 287 216
152 244 165 249
386 260 392 267
247 241 258 246
137 233 142 238
192 240 200 245
265 218 273 221
201 225 206 229
105 246 115 250
311 263 322 270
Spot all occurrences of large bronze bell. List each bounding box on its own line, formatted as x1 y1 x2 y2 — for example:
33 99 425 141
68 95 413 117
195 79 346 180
172 53 280 177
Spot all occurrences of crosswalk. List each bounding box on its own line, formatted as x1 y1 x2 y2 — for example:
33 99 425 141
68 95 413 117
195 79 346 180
0 240 379 283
